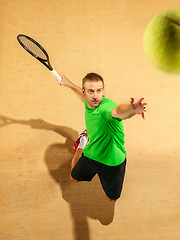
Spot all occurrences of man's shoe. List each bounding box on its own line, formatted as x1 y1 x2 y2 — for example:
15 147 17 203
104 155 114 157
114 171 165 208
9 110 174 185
73 130 88 153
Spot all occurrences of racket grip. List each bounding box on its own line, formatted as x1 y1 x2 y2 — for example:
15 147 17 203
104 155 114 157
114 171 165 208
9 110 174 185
51 69 62 82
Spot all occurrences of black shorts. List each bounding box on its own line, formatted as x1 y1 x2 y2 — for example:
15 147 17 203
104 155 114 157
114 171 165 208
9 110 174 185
71 154 126 200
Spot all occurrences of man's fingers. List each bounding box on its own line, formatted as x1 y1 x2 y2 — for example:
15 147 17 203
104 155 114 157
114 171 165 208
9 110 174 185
141 112 145 119
130 97 134 103
142 102 148 106
56 80 61 85
130 97 135 107
138 97 145 104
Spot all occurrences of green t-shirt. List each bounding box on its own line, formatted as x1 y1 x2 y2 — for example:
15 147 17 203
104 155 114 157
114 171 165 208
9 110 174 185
83 97 126 166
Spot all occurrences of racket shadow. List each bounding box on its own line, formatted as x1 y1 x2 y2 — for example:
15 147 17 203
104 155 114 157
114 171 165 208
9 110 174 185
0 115 115 240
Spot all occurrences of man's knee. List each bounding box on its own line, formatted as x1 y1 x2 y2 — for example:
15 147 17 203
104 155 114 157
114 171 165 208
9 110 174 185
106 195 119 202
70 174 79 182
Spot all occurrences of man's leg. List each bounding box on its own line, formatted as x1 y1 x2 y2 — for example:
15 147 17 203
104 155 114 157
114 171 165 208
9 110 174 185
98 159 127 201
70 148 84 181
70 130 89 181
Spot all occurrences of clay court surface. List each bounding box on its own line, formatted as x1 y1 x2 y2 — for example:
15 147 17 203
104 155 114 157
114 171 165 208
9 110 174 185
0 0 180 239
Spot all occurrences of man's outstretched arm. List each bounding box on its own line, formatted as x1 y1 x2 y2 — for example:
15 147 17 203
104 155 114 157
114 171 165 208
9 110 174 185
112 97 148 120
58 75 85 102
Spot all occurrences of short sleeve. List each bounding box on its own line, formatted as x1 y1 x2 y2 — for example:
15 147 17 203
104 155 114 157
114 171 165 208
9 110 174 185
100 101 121 122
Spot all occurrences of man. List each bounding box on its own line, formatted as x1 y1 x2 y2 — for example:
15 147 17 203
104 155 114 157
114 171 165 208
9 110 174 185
58 73 147 201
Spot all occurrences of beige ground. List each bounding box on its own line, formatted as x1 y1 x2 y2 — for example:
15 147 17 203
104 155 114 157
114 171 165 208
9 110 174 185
0 0 180 240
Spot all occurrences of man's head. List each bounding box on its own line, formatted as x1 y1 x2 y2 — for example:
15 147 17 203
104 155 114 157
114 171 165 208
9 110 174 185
82 73 105 109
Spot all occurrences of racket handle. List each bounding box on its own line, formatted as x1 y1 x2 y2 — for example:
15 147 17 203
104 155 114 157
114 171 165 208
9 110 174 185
51 69 62 82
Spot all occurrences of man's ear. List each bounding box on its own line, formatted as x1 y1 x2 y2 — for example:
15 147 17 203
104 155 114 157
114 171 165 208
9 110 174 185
82 87 85 93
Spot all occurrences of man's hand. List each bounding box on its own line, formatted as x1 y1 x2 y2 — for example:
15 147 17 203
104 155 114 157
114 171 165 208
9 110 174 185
130 97 148 119
57 75 73 87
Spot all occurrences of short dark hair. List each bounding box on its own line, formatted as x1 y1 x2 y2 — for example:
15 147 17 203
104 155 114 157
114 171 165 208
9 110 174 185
82 73 104 89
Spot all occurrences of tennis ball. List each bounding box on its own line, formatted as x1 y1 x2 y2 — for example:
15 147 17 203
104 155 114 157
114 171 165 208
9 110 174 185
143 10 180 73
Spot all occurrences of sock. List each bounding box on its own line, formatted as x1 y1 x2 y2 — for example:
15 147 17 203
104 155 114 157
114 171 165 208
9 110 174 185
77 135 88 149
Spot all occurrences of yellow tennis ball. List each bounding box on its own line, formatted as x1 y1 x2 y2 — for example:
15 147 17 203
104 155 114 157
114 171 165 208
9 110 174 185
143 10 180 73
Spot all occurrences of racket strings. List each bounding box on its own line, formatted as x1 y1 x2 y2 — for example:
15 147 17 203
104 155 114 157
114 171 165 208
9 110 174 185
19 36 47 60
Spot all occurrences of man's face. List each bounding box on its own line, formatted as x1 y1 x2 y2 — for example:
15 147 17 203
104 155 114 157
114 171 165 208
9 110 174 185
83 80 104 109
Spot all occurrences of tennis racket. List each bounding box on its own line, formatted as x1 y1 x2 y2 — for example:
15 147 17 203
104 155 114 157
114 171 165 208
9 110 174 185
17 34 62 82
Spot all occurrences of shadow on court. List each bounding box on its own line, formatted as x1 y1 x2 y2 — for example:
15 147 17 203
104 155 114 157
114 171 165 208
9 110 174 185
0 115 115 240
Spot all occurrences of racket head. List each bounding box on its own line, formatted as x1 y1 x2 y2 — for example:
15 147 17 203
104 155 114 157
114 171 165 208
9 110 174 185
17 34 53 70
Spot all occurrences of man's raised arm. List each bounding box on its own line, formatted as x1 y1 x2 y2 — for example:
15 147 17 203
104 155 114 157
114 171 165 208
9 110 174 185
58 75 85 102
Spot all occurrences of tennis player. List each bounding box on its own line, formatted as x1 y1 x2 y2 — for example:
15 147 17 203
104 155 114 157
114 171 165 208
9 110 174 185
59 73 147 201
